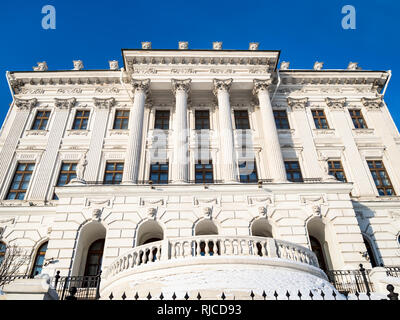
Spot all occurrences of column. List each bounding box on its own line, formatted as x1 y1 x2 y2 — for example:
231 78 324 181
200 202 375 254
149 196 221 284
84 98 114 182
0 98 36 195
253 79 287 182
171 79 191 183
122 79 150 184
213 79 238 183
287 97 324 179
30 98 76 200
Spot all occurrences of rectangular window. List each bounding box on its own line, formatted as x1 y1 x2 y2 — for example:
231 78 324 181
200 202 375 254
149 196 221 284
195 161 214 183
234 110 251 130
72 110 90 130
273 110 290 129
56 162 77 186
367 160 395 196
149 162 169 184
154 110 170 130
285 161 303 182
31 111 51 130
113 110 130 129
239 160 258 183
6 163 35 200
104 162 124 185
328 160 347 182
312 109 329 129
195 110 210 130
349 109 367 129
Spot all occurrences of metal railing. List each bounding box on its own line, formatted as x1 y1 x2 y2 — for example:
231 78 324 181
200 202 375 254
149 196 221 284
386 266 400 277
326 264 374 294
53 272 101 300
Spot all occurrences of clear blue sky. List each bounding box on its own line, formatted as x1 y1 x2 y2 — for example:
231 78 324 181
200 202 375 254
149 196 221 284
0 0 399 126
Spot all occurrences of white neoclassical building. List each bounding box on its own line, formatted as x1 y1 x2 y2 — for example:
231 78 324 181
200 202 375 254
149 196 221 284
0 41 399 300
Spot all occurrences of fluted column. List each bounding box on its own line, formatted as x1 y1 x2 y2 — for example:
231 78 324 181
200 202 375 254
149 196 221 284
171 79 191 183
213 79 238 183
253 79 287 182
122 79 150 184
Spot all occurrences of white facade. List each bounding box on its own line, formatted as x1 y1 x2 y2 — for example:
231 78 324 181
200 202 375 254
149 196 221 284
0 42 399 299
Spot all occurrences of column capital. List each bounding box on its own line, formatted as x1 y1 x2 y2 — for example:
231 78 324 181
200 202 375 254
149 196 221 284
171 79 191 95
54 97 76 109
287 97 308 111
14 98 38 110
93 97 116 109
252 79 272 96
213 78 233 96
131 78 150 94
361 96 383 111
325 97 346 111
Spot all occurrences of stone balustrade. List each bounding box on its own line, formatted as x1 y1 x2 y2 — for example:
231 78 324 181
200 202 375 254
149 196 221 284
105 236 319 279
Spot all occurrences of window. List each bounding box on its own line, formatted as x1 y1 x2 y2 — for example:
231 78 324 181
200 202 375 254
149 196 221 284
234 110 250 130
104 162 124 185
367 160 395 196
239 160 258 183
6 163 35 200
0 242 5 265
149 163 169 184
195 110 210 130
31 242 48 277
312 109 329 129
285 161 303 182
328 160 347 182
363 236 378 268
273 110 290 129
84 239 104 277
31 111 50 130
113 110 130 129
154 110 170 130
349 109 367 129
72 110 90 130
309 236 327 272
195 161 214 184
53 163 77 199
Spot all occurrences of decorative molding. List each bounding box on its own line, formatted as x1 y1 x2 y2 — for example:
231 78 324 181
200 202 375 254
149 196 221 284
93 97 116 109
252 79 272 96
361 97 383 111
287 97 308 110
57 88 82 94
325 97 346 110
171 79 191 95
131 78 150 94
33 62 48 71
94 87 120 94
14 98 37 110
73 60 84 71
54 97 77 109
213 78 233 96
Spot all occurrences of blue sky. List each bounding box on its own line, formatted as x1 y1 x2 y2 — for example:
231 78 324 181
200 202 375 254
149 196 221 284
0 0 399 126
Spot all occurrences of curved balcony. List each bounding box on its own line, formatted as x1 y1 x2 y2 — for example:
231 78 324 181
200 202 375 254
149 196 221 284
105 236 320 279
101 236 333 299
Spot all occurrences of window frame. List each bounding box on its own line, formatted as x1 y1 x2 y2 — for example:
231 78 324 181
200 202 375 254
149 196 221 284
6 162 35 200
149 162 169 184
349 109 368 129
238 159 259 183
103 162 124 185
72 110 91 130
154 110 170 130
30 241 48 277
311 109 330 129
113 109 130 130
31 110 51 130
195 161 214 184
234 110 251 130
284 160 304 182
195 110 210 130
273 109 290 130
367 160 396 196
328 160 347 182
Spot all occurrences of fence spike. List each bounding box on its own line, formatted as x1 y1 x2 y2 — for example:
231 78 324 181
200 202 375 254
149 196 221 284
172 292 177 300
309 290 314 300
366 291 371 300
184 292 189 300
122 292 127 300
355 291 360 300
297 290 302 300
147 292 152 300
221 292 226 300
134 292 139 300
159 293 164 300
332 290 337 300
320 290 325 300
273 291 278 300
197 292 202 300
109 292 114 300
262 291 267 300
286 291 290 300
250 290 255 300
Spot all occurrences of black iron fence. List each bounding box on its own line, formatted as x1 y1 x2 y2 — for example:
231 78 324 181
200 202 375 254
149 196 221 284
326 264 374 294
53 271 101 300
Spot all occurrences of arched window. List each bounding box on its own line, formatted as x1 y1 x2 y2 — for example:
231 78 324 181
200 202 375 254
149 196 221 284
31 242 48 277
84 239 105 277
0 242 6 265
195 220 219 256
363 235 378 268
251 219 273 238
309 236 328 272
